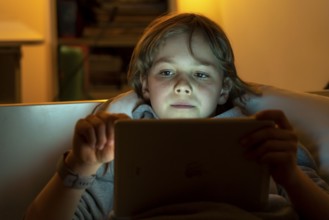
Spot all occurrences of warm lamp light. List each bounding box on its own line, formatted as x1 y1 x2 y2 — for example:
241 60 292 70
0 21 43 45
175 0 221 24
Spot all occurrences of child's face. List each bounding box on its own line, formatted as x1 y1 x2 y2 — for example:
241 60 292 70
141 32 230 118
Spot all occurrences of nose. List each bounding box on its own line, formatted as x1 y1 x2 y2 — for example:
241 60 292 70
174 78 192 95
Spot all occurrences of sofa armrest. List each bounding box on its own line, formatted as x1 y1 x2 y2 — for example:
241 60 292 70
0 100 105 220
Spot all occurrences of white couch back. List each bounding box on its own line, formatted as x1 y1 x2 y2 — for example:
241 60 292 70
0 101 104 220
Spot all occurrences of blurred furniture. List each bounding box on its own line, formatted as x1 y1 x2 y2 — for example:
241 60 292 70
56 0 170 100
0 21 42 103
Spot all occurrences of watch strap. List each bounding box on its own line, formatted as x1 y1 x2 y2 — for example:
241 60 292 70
57 151 96 189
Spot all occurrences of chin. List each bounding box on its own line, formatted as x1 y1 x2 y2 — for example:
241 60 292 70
162 112 202 119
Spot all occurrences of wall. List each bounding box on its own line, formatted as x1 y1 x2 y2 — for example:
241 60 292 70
176 0 222 24
0 0 57 103
1 0 328 103
177 0 329 91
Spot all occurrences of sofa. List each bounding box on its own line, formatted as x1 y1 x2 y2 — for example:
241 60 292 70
0 85 328 220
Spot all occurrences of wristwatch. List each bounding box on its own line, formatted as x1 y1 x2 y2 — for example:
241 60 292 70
56 151 96 189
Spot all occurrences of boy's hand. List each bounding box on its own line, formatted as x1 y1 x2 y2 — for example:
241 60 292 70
241 110 299 187
67 112 130 175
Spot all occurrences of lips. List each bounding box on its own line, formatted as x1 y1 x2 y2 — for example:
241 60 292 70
171 103 195 109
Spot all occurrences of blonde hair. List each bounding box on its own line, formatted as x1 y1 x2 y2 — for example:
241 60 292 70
127 12 260 106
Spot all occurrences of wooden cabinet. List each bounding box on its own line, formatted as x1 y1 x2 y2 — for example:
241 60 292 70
0 46 21 103
56 0 171 100
0 22 43 103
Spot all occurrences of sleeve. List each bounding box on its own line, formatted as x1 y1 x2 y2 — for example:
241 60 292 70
73 163 115 220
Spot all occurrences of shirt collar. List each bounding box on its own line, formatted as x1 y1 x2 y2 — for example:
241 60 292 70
132 103 246 119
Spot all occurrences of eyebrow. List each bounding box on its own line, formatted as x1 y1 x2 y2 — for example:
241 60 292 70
153 56 217 68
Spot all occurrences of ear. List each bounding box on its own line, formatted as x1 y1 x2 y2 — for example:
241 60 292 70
218 77 232 105
141 75 150 100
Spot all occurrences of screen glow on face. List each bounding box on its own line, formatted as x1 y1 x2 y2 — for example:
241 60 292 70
144 32 226 119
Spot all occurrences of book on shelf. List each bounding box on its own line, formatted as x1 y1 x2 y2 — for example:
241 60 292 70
94 9 160 25
99 0 165 4
88 54 123 73
93 0 167 24
83 26 144 38
100 1 168 16
87 53 125 87
57 0 79 37
114 15 159 23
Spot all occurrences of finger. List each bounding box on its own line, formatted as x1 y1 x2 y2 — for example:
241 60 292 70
75 119 97 148
106 114 131 143
245 140 297 160
241 127 297 150
85 115 107 149
95 112 111 148
259 151 298 186
96 112 131 124
110 113 132 120
254 110 293 130
260 151 296 167
95 112 131 149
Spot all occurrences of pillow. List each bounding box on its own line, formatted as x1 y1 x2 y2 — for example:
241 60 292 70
102 85 329 174
99 90 141 116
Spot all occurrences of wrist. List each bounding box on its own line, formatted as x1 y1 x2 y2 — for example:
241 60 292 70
278 166 304 190
56 151 98 189
65 151 101 176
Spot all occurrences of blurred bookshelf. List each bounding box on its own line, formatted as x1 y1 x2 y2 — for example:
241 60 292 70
56 0 172 101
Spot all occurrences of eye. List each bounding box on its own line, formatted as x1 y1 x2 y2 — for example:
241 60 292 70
159 70 174 77
194 72 209 79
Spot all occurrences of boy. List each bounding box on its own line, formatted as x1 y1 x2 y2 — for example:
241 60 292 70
25 13 329 220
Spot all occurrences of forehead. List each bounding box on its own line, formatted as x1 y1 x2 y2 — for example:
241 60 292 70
154 31 218 66
160 30 208 50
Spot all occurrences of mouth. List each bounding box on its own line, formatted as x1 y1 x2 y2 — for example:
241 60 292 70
170 104 195 109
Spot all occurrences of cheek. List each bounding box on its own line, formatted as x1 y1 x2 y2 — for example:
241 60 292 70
148 80 168 102
197 82 222 96
197 84 223 105
149 78 170 93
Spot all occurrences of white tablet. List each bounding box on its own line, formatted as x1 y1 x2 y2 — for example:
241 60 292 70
112 118 272 218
